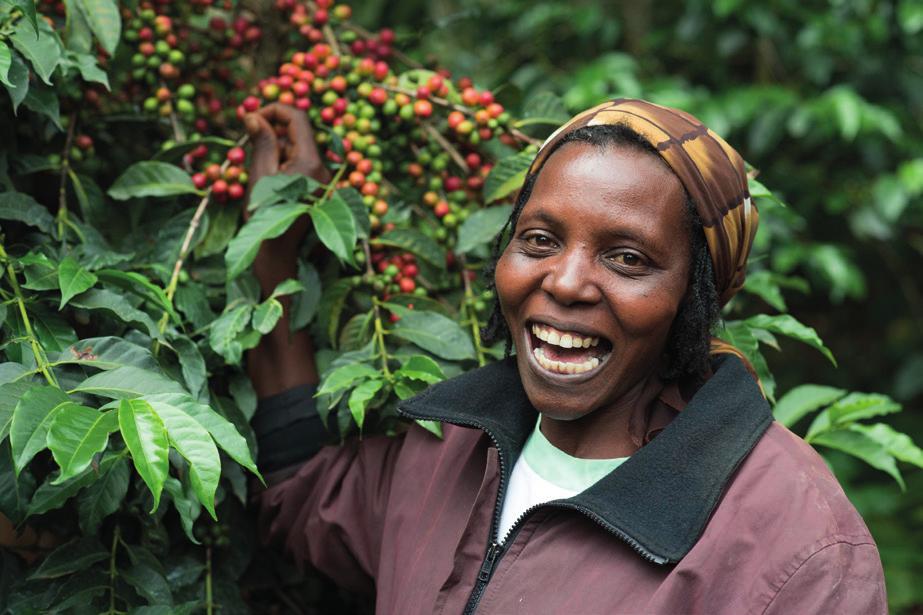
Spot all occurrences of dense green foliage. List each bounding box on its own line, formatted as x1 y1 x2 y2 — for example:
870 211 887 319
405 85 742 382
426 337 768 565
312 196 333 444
0 0 920 612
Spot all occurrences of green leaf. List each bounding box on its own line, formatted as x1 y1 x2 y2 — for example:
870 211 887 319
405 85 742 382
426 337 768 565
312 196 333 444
317 362 380 395
22 79 61 128
70 51 109 88
146 393 260 479
415 419 443 438
309 192 357 265
207 304 252 365
163 476 201 544
455 205 513 254
118 398 169 511
347 379 384 428
47 406 118 482
852 423 923 469
70 365 186 399
95 269 179 323
169 335 207 401
26 453 121 516
290 261 321 331
63 0 93 53
391 310 476 361
10 18 62 86
69 288 161 340
252 297 283 334
517 91 569 127
74 0 121 55
147 397 221 519
0 43 12 87
270 278 304 298
828 392 901 425
77 456 129 533
6 0 38 36
247 173 318 211
743 314 836 366
338 187 371 240
225 202 309 279
396 355 446 384
773 384 846 428
108 161 197 200
10 385 70 474
0 191 54 232
0 441 35 524
50 336 158 371
30 537 107 580
811 428 904 489
371 228 446 268
317 277 353 346
57 255 97 309
122 562 173 607
3 51 29 111
484 150 533 203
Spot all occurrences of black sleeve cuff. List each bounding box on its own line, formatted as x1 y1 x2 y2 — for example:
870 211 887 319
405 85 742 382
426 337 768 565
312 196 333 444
253 384 331 474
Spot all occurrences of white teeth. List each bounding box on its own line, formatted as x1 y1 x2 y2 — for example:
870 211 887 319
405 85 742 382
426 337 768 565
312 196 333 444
531 347 602 375
530 323 600 349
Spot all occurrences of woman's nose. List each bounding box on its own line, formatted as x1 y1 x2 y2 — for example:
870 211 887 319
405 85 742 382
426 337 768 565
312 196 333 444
540 249 602 306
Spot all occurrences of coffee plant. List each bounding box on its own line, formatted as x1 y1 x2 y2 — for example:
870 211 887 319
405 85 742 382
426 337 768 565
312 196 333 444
0 0 920 612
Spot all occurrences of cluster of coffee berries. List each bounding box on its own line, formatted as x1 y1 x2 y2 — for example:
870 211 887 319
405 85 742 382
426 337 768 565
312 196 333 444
190 146 249 203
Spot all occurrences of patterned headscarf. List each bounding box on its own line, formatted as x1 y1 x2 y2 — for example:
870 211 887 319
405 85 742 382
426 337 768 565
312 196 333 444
528 98 758 307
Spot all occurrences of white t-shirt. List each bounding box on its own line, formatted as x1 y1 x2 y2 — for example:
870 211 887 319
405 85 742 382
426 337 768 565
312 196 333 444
497 419 628 543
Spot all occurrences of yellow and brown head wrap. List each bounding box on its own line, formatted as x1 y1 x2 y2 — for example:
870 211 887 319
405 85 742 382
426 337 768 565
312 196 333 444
528 98 758 307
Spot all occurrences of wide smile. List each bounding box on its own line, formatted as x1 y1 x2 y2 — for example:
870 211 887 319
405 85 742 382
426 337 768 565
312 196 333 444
525 320 613 382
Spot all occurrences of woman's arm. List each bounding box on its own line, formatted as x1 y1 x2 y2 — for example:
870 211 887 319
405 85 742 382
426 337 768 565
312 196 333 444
243 103 329 396
243 105 330 476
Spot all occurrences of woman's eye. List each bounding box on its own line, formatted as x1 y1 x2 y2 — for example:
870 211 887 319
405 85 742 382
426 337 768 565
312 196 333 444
610 252 644 267
523 233 556 249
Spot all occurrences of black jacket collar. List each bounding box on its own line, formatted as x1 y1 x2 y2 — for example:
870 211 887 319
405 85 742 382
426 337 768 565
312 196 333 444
398 355 772 564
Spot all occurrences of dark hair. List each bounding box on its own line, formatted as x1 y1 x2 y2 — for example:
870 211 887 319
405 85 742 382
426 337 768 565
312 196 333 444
481 124 721 381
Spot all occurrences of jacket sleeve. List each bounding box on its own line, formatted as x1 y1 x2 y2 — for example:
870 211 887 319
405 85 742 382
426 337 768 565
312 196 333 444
761 538 887 615
253 385 405 594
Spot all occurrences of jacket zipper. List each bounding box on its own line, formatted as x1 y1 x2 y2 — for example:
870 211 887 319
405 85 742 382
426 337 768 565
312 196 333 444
399 410 669 614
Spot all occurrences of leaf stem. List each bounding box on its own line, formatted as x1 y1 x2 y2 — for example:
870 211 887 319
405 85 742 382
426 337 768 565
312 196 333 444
154 135 249 348
0 243 58 386
108 525 121 614
205 545 214 615
365 241 393 379
459 255 487 366
421 122 470 173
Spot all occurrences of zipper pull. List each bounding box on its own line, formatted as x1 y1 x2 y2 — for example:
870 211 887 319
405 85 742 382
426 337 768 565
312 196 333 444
478 542 502 582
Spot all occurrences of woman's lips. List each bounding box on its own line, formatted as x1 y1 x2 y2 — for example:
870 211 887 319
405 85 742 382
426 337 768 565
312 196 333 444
526 322 612 378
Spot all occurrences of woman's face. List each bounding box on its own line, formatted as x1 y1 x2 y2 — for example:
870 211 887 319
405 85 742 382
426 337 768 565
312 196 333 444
495 141 691 421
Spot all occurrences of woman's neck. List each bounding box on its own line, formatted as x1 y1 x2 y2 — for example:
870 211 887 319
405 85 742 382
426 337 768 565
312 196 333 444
538 374 665 459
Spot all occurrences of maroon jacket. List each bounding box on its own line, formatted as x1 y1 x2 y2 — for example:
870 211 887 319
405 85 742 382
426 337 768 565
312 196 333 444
259 356 886 614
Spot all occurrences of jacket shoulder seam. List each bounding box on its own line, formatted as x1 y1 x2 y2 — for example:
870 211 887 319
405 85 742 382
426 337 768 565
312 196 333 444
758 535 877 615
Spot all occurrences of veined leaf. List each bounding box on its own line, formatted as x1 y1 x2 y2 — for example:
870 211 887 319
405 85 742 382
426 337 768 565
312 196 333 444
51 336 158 371
69 288 161 340
6 0 38 36
484 149 533 203
348 379 384 428
852 423 923 469
29 537 107 580
10 18 62 86
147 397 221 519
26 453 121 517
290 261 321 331
744 314 836 365
108 161 197 200
74 0 121 56
392 310 476 361
225 202 309 279
77 456 129 533
0 43 10 87
146 393 260 480
317 362 381 396
252 297 283 334
811 428 904 489
247 173 318 211
4 52 29 111
10 385 71 474
169 335 207 401
207 304 253 365
47 406 118 482
396 355 446 384
773 384 846 428
70 365 186 399
95 269 179 323
309 192 357 265
163 476 202 544
371 228 445 268
0 191 54 232
455 205 512 254
118 398 169 511
57 256 97 309
828 392 901 425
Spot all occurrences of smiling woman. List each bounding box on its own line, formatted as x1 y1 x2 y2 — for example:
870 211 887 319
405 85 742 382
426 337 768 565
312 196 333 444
249 100 887 614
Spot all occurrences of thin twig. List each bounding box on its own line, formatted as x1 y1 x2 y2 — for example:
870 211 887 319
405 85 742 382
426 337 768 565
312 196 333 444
506 126 541 146
459 254 487 366
339 21 424 69
421 122 469 173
